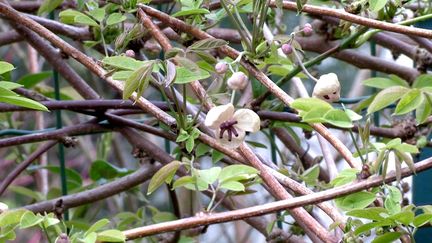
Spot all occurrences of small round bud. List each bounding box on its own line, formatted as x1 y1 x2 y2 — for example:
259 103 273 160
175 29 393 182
303 23 313 36
55 233 70 243
215 62 228 74
0 202 8 214
227 72 248 90
125 50 135 58
281 43 293 55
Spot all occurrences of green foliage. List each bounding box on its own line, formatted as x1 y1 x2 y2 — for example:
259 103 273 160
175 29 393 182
291 97 361 128
147 160 181 195
365 74 432 123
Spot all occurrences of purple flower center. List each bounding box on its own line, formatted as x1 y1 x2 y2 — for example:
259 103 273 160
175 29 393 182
219 120 239 142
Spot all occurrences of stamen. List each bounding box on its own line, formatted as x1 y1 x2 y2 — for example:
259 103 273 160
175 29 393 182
219 120 239 142
232 127 239 137
227 129 232 141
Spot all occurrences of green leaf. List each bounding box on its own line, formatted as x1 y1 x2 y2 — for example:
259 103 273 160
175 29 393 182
102 56 145 71
334 191 376 211
197 167 221 185
147 160 181 195
59 9 84 24
83 232 97 243
88 8 105 23
152 211 177 223
394 143 419 154
19 211 43 229
0 61 14 75
9 186 44 201
0 86 18 96
354 221 393 236
42 214 59 228
176 129 190 142
220 181 245 191
172 8 210 17
362 77 408 89
388 211 414 225
413 74 432 89
195 143 210 157
0 209 27 227
85 219 110 236
301 107 328 123
330 169 359 186
323 109 353 128
346 207 387 221
74 14 99 27
413 213 432 227
123 62 154 100
188 39 228 51
97 229 126 242
89 160 130 181
345 109 362 121
37 0 63 15
371 232 402 243
394 89 423 115
185 137 195 153
174 67 210 84
301 164 320 186
291 97 333 113
16 71 52 88
106 13 126 26
211 150 225 163
367 86 408 114
172 176 194 190
416 96 432 124
112 71 133 80
0 95 48 111
0 81 22 90
218 165 259 183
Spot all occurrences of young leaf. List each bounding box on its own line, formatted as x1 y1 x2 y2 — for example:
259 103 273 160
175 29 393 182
74 14 99 27
89 160 130 181
323 109 353 128
172 8 210 17
334 191 376 211
413 213 432 227
97 229 126 242
174 67 210 84
362 77 408 89
218 165 259 183
211 150 225 163
123 62 154 100
0 61 14 75
20 211 44 229
291 97 333 113
0 95 48 111
413 74 432 89
188 38 228 51
371 232 402 243
147 160 181 195
102 56 145 71
85 219 110 236
197 167 221 185
106 13 126 26
367 86 408 114
88 8 105 23
165 60 177 87
394 89 423 115
416 95 432 124
220 181 245 191
0 81 23 90
16 71 52 88
37 0 63 15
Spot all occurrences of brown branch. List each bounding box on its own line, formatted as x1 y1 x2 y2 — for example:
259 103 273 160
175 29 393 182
269 1 432 38
137 9 336 242
0 2 176 127
122 156 432 239
0 141 57 196
0 30 22 46
139 4 359 170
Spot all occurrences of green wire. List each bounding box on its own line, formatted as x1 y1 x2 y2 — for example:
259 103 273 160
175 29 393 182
270 131 283 229
49 11 68 221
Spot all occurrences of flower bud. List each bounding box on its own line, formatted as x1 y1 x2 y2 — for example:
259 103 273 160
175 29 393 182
281 44 293 55
227 72 248 90
215 62 228 74
125 50 135 58
0 202 8 214
312 73 341 102
303 23 313 36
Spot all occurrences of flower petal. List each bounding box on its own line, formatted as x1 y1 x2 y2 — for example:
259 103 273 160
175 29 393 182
204 103 235 129
233 109 261 132
216 128 245 149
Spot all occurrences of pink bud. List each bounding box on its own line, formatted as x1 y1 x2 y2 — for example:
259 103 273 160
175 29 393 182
125 50 135 58
215 62 228 74
303 23 313 36
281 44 293 55
227 72 248 90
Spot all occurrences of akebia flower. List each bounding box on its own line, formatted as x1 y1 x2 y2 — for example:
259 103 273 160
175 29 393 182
204 103 260 149
227 71 248 90
312 73 341 103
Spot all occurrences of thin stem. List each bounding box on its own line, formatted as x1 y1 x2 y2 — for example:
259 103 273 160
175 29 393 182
99 25 109 57
230 89 236 104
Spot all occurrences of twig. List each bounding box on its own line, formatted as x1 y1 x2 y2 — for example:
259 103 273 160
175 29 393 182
122 157 432 239
0 141 57 196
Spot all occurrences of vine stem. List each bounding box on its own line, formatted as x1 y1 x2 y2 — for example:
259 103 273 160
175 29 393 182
139 4 360 169
122 157 432 240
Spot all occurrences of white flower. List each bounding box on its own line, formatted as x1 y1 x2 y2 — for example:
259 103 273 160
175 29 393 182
227 72 248 90
312 73 341 103
0 202 8 214
204 103 260 149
